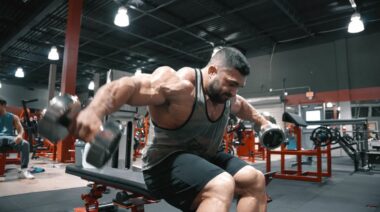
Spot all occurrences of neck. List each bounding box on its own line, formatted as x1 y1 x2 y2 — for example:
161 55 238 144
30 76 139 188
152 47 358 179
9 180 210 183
200 68 224 106
0 111 6 116
201 67 210 97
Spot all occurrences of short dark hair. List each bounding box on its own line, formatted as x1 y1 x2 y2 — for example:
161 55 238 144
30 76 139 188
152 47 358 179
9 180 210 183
0 98 6 106
208 47 250 76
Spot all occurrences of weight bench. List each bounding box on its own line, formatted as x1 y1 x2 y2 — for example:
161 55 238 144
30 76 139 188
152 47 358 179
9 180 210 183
0 147 21 177
66 165 158 212
66 165 276 212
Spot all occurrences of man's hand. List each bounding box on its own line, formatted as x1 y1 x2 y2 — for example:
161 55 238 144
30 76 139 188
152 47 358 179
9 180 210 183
260 122 272 131
14 135 23 145
74 107 103 143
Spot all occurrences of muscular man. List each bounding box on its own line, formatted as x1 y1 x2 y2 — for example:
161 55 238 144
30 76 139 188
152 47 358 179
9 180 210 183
0 98 34 179
76 47 270 212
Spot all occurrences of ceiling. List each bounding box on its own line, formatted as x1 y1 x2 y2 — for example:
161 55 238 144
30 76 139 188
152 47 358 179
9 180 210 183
1 0 380 93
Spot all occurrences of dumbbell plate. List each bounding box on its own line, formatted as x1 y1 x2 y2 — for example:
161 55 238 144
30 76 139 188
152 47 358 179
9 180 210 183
39 109 69 143
39 94 81 143
86 121 122 168
260 124 285 149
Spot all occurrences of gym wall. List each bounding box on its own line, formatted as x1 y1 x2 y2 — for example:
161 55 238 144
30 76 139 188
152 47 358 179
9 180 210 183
0 83 50 109
240 32 380 100
2 32 379 110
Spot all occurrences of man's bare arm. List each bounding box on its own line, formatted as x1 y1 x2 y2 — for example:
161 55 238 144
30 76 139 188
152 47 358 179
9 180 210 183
87 66 177 118
231 95 270 126
13 115 24 144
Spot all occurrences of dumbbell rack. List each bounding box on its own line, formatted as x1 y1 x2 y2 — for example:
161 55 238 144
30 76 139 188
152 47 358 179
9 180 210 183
266 125 332 182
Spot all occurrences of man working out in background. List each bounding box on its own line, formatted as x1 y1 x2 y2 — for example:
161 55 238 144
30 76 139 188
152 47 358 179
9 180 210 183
0 98 34 180
75 47 270 212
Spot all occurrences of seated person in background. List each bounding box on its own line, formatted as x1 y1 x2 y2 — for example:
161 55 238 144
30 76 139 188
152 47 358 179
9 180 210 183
75 47 270 212
0 98 34 179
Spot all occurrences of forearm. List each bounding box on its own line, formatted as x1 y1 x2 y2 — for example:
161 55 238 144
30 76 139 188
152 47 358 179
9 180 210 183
236 103 269 126
87 78 136 118
16 126 24 138
234 96 269 126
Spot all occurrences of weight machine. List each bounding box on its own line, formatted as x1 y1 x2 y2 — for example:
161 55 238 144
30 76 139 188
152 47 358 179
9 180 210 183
266 112 332 182
306 118 370 172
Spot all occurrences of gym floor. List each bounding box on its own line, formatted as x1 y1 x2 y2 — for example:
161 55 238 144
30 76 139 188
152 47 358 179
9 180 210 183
0 155 379 212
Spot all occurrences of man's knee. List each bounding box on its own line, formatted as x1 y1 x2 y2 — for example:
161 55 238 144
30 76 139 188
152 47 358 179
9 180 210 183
234 166 266 196
21 140 30 150
207 172 235 194
193 172 235 207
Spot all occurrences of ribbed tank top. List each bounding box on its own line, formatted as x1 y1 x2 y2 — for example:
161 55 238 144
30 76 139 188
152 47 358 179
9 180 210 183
0 112 15 136
142 68 230 170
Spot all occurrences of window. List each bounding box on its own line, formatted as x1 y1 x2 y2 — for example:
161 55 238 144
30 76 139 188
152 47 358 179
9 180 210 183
351 107 369 118
372 106 380 117
325 110 340 119
306 110 321 129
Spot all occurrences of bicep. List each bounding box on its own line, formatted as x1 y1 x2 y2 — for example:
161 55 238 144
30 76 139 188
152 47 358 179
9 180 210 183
13 115 23 131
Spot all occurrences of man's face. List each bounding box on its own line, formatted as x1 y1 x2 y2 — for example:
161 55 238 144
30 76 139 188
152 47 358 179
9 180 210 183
0 104 5 114
207 67 246 103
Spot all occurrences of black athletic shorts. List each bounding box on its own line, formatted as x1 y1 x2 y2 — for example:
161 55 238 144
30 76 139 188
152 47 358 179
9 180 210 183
142 151 248 211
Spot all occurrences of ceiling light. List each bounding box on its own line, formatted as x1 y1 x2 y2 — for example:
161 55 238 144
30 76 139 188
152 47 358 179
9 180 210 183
0 81 2 88
15 67 25 78
88 81 95 90
348 13 364 33
114 7 130 27
48 46 59 60
349 0 357 8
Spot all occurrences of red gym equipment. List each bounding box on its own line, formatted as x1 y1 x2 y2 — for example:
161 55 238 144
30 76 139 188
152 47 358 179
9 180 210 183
266 112 332 182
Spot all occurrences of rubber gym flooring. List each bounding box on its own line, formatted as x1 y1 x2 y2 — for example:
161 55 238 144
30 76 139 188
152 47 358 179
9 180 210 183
0 156 379 212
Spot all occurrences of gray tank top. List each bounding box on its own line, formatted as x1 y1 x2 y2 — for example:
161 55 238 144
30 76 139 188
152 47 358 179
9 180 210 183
142 68 231 170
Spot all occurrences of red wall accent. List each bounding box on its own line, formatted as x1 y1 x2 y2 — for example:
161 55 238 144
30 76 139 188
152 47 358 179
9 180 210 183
285 86 380 105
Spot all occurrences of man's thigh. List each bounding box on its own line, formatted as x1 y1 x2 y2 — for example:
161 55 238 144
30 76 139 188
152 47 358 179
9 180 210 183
0 136 17 149
143 152 224 211
210 151 249 177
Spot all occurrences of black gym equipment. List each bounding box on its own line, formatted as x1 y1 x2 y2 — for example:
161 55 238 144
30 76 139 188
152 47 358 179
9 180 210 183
310 126 333 147
307 118 371 172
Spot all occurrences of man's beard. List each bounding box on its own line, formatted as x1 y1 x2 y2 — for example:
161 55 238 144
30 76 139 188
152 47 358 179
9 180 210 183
207 81 231 103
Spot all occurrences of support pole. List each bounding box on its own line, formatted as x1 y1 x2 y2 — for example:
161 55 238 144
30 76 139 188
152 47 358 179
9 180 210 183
57 0 83 163
47 64 57 101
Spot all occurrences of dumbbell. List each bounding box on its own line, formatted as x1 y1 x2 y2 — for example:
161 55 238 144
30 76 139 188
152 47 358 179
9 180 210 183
259 123 286 149
38 94 122 168
253 112 285 149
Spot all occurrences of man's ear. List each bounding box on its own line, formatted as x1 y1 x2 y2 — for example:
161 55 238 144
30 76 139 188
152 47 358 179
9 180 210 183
208 65 218 77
